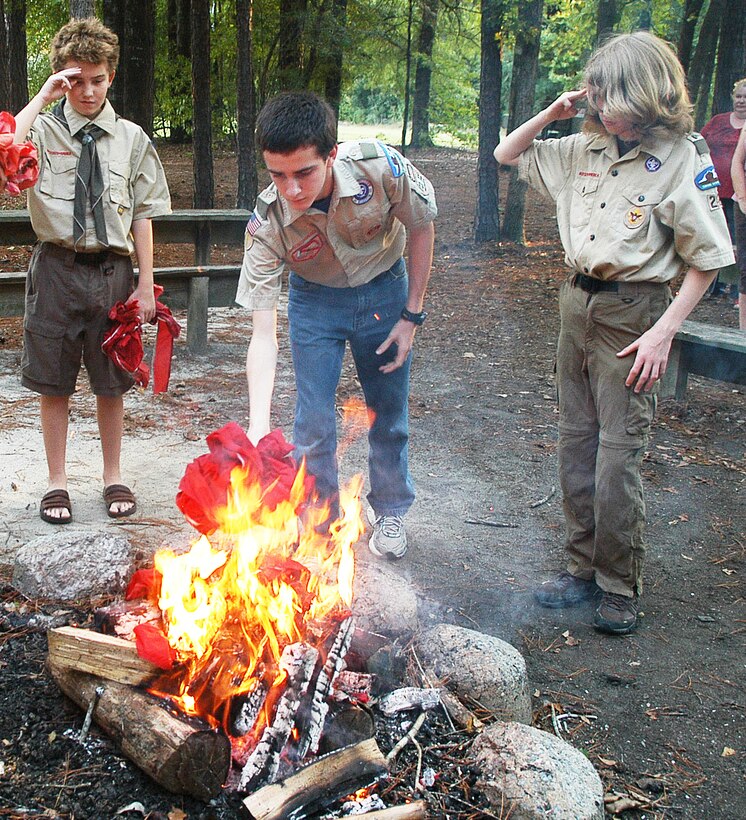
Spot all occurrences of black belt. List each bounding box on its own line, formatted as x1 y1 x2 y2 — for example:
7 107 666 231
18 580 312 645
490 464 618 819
74 250 111 266
573 273 619 293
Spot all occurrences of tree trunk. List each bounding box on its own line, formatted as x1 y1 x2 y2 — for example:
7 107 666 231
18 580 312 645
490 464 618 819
678 0 705 74
410 0 438 149
7 0 28 112
236 0 258 209
322 0 348 116
279 0 307 89
0 0 10 111
102 0 125 112
711 0 746 116
502 0 543 244
70 0 94 17
167 0 192 142
595 0 618 44
122 0 155 136
474 0 504 243
400 0 414 154
688 0 726 127
191 0 214 208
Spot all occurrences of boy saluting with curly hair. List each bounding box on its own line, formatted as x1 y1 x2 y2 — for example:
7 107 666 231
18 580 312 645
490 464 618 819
13 18 171 524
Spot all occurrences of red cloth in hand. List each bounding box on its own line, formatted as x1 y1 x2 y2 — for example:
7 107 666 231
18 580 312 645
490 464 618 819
101 284 181 393
0 112 38 195
176 423 314 535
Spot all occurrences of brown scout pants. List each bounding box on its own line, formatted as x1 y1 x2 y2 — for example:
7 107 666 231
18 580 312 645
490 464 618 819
556 276 671 597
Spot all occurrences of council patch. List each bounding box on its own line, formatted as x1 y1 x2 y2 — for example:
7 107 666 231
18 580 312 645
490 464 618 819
694 165 720 190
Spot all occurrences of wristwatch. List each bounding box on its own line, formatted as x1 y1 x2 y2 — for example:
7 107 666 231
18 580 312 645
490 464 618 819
401 307 428 325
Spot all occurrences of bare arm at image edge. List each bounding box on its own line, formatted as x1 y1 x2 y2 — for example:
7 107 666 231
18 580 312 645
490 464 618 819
246 307 278 444
731 126 746 213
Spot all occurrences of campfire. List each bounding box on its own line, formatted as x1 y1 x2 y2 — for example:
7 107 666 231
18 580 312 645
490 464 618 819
46 422 429 817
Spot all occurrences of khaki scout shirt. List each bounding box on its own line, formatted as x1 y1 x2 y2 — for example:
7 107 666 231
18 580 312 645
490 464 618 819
27 100 172 255
518 130 735 282
235 140 437 311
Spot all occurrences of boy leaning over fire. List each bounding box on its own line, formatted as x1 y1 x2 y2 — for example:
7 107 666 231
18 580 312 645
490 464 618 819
235 91 436 560
494 32 734 635
13 18 171 525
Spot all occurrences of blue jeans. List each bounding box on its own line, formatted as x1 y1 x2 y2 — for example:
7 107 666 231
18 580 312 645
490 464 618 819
288 259 415 518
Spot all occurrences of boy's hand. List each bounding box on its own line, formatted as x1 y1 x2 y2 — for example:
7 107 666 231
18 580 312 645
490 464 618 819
617 329 672 393
37 68 81 105
376 319 417 373
127 285 156 324
545 89 587 122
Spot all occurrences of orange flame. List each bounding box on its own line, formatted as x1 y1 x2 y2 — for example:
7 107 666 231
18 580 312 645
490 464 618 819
149 458 365 736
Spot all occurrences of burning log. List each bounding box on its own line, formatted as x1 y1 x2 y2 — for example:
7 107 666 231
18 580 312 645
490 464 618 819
238 642 319 792
94 599 162 641
295 615 355 760
48 663 231 799
242 737 388 820
47 626 159 686
230 678 270 737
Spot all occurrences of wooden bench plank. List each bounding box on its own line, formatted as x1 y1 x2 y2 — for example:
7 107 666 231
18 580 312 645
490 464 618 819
661 319 746 400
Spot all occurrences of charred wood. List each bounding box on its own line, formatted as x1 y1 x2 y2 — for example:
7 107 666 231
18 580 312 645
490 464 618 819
238 642 319 792
230 678 270 737
94 599 163 640
242 737 388 820
318 702 376 755
295 615 355 759
48 663 231 799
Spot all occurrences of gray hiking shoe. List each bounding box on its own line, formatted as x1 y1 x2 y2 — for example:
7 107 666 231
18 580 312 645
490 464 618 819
594 592 639 635
534 571 599 608
367 508 408 560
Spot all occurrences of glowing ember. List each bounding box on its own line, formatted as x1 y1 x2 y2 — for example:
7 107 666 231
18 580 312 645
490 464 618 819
127 422 365 749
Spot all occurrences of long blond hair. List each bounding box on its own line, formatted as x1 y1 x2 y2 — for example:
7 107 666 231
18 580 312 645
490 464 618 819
583 31 693 140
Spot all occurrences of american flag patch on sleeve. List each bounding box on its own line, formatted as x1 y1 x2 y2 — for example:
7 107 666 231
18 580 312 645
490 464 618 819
247 211 263 235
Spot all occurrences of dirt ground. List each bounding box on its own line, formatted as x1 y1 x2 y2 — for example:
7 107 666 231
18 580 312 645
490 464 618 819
0 145 744 819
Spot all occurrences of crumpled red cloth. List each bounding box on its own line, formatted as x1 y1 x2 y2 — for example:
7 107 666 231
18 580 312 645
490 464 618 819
0 112 38 195
176 423 314 535
133 622 176 670
102 284 181 393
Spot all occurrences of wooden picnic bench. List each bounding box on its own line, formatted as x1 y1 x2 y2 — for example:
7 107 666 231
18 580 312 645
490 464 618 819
0 209 249 352
661 319 746 400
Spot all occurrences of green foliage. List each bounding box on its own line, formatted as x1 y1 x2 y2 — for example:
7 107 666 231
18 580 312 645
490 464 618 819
26 0 68 95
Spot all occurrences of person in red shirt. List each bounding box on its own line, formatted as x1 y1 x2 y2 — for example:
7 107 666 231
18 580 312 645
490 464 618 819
701 79 746 299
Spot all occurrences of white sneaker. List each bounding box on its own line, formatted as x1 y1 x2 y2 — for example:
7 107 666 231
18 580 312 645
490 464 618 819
367 507 408 559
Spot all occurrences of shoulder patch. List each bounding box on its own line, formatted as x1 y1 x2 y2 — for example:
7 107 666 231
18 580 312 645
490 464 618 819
695 165 720 190
687 132 710 156
255 189 277 219
360 141 379 160
404 160 431 199
377 141 406 178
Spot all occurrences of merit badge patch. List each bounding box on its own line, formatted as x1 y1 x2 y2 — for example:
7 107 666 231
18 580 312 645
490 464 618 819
645 156 661 172
624 207 646 229
695 165 720 190
291 232 324 263
353 178 374 205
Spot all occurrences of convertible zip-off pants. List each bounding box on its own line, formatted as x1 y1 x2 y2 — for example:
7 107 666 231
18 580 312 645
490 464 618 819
556 276 671 597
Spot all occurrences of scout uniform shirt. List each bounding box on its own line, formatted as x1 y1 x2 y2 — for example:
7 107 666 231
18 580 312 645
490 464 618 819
519 130 735 281
27 99 171 254
235 140 437 311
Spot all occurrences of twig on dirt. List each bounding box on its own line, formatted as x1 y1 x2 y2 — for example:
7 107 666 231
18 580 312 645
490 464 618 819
78 685 104 743
529 486 556 508
386 711 428 763
550 703 563 739
464 518 519 529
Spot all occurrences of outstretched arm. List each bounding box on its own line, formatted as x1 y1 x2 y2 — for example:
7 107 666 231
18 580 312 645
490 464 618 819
616 268 717 393
13 68 81 142
246 308 278 444
376 221 435 374
494 89 587 167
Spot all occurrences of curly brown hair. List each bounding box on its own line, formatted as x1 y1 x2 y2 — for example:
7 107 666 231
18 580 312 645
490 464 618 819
50 18 119 74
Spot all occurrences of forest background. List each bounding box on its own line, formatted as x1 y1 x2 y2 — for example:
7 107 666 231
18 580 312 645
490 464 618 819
0 0 744 244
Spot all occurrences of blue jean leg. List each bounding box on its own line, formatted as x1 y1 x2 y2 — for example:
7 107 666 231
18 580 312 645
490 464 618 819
288 262 415 517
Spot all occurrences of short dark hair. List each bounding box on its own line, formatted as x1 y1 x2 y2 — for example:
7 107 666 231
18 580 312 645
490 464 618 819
255 91 337 157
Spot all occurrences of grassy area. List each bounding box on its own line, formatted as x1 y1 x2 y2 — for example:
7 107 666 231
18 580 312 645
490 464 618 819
338 121 474 149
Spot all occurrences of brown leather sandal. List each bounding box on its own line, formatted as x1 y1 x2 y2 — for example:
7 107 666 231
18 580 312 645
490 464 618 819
103 484 137 518
40 489 73 524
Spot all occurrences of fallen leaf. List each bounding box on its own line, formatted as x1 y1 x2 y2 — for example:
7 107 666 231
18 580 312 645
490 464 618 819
597 755 617 767
722 747 736 757
47 731 56 743
169 810 188 820
116 804 146 817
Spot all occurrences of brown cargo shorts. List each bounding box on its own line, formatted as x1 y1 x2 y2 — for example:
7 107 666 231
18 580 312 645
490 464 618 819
21 242 136 397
